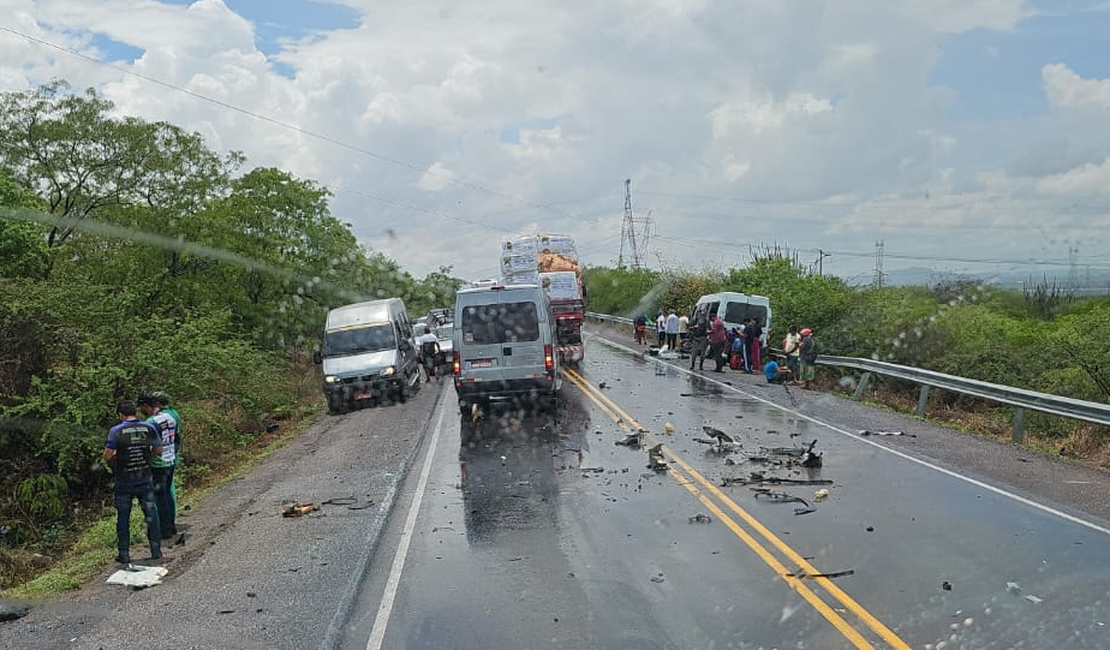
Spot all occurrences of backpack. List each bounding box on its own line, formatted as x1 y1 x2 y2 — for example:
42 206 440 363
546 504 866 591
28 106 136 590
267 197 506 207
801 336 817 363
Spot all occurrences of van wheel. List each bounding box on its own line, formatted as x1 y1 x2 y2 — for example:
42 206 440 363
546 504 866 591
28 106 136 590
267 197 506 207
326 395 347 415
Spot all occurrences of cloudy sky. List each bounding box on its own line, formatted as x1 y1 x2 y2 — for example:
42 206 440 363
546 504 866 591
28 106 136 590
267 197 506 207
3 0 1110 284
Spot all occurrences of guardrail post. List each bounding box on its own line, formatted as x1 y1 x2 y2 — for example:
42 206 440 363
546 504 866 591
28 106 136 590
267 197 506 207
1012 407 1025 444
853 372 872 400
916 385 930 417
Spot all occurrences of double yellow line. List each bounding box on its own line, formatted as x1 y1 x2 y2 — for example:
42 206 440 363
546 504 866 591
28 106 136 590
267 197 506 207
562 367 912 650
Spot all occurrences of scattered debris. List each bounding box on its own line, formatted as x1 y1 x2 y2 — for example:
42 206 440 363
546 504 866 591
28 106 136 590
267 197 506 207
1006 581 1022 594
702 426 734 444
615 432 643 448
721 476 833 487
865 526 875 532
724 458 737 466
281 502 318 517
647 444 668 472
858 430 908 436
813 489 830 501
942 581 952 591
580 467 605 474
217 609 236 615
1025 595 1043 604
688 514 712 524
800 439 823 468
754 491 810 507
664 422 675 435
793 508 816 516
786 569 855 580
598 381 607 389
106 565 168 588
650 573 666 583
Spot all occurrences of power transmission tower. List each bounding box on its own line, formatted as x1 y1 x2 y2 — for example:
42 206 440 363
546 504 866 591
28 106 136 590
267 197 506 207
618 179 652 268
873 240 886 288
1068 246 1079 290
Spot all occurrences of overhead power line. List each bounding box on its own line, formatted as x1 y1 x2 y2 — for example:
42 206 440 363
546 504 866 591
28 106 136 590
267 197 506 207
0 25 588 226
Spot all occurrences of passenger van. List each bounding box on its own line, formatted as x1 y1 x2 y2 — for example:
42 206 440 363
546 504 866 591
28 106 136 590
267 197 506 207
313 298 421 413
693 292 773 346
452 283 560 414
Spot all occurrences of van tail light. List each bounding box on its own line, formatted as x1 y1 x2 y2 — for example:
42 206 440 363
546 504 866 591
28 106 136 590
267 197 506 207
544 344 554 372
453 351 461 375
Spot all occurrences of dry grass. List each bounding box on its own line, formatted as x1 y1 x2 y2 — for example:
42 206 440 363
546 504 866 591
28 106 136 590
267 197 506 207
823 373 1110 472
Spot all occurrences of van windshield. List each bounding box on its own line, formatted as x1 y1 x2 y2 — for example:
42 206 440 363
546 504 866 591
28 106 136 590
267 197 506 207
724 302 768 327
324 323 396 356
461 301 540 344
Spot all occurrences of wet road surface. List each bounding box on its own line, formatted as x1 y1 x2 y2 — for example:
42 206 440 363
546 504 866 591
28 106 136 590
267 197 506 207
338 335 1110 650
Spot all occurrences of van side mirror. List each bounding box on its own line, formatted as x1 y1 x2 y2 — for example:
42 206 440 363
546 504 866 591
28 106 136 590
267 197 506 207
312 351 322 365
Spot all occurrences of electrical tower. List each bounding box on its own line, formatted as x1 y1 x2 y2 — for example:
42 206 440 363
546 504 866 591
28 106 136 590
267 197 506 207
873 240 886 288
618 179 652 268
1067 246 1079 290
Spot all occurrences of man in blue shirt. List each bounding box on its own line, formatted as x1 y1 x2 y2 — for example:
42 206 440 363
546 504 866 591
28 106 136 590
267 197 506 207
104 400 163 564
764 356 792 384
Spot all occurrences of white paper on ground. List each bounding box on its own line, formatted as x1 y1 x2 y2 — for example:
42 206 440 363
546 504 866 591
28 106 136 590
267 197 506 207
106 565 168 588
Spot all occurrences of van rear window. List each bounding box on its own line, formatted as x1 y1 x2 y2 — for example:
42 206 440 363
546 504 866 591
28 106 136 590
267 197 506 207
461 302 540 344
724 302 767 325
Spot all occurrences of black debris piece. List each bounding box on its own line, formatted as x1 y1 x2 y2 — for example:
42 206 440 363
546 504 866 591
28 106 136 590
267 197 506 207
942 581 952 591
754 491 810 507
702 426 734 444
786 569 855 580
615 432 643 447
688 514 713 524
0 601 29 622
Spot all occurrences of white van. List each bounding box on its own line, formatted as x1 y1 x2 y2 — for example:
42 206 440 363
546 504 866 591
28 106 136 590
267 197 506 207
693 292 773 346
313 298 422 413
452 284 560 414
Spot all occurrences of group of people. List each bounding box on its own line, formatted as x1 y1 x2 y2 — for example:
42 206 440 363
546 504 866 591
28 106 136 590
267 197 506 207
104 391 181 564
635 310 819 389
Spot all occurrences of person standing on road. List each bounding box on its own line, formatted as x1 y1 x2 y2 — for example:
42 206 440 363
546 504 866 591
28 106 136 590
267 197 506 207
633 313 647 346
655 311 666 347
799 328 817 389
665 309 679 350
746 317 763 372
104 400 162 564
689 312 709 370
139 393 177 540
678 312 689 344
152 391 182 519
783 325 802 385
707 316 728 372
417 326 441 383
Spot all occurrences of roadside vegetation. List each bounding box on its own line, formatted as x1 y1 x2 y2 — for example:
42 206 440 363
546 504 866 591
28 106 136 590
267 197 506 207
584 258 1110 465
0 82 463 593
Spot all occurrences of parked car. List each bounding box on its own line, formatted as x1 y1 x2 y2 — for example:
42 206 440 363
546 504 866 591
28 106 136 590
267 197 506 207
313 298 421 413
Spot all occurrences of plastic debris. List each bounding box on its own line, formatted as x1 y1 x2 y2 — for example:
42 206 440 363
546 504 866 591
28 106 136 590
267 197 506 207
785 569 855 579
1006 581 1022 594
1025 595 1043 604
688 514 712 524
650 574 666 583
859 430 908 436
664 422 675 435
814 489 830 501
281 502 318 517
615 432 643 448
942 581 952 591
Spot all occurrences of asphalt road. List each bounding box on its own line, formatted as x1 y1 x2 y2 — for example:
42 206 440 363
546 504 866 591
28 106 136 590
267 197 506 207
5 329 1110 650
338 332 1110 650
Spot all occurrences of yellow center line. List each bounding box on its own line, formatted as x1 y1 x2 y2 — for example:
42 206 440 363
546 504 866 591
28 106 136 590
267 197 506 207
664 463 879 650
564 367 913 650
561 370 630 431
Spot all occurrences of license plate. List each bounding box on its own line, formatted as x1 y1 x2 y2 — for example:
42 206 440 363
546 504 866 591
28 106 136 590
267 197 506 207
470 359 493 368
353 390 372 400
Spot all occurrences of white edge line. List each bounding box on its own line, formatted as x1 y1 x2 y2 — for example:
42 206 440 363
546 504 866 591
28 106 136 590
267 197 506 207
589 333 1110 538
365 399 448 650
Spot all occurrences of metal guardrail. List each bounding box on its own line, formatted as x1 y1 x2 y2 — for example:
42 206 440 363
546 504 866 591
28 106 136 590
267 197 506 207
586 311 1110 442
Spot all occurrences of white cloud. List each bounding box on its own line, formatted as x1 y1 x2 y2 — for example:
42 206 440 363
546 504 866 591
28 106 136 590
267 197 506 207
1037 157 1110 195
417 162 458 192
2 0 1107 280
1043 63 1110 112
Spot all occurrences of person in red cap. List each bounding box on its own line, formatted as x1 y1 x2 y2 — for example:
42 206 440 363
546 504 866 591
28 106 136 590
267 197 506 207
798 328 817 389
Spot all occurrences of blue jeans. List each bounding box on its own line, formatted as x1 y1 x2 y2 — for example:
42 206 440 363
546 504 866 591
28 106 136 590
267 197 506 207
114 484 161 561
152 465 176 538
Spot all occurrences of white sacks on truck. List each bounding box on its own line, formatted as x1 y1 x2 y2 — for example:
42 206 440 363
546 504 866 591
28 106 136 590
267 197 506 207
540 271 581 301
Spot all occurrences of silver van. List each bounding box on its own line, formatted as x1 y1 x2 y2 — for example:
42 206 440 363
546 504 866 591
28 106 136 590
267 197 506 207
313 298 421 413
452 284 560 414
